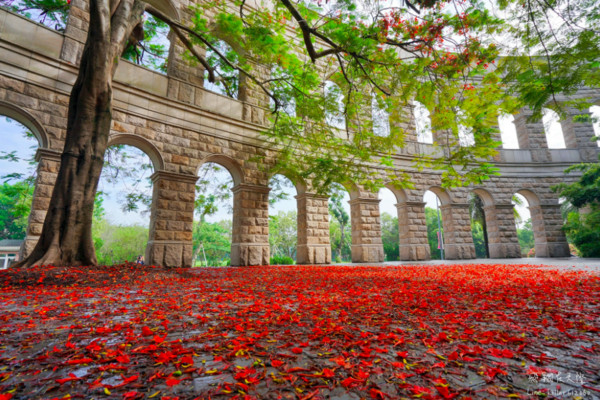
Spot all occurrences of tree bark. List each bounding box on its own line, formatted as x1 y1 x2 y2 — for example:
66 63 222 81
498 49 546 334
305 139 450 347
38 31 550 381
16 0 145 268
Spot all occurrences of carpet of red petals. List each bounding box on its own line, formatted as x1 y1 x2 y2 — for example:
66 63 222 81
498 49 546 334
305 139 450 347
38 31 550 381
1 263 599 400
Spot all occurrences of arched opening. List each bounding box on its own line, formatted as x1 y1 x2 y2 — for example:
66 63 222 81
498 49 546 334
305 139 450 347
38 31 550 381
423 190 446 260
372 93 390 137
194 162 235 267
512 192 535 257
4 0 69 31
378 187 399 261
268 174 298 265
413 101 433 144
498 113 519 149
121 12 171 73
94 144 155 265
468 192 491 258
590 105 600 147
329 183 351 263
203 40 240 99
542 108 566 149
324 81 346 130
0 116 40 267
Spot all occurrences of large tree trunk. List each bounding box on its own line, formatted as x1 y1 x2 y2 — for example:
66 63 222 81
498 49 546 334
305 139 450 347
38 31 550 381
16 0 145 267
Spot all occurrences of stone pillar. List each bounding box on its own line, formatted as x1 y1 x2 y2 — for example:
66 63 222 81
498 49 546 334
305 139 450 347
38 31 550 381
513 109 550 162
146 171 197 267
296 193 331 264
231 184 270 266
439 203 476 259
20 149 61 258
560 108 600 161
397 201 430 261
60 0 89 64
239 60 269 126
529 204 570 257
349 198 385 263
166 32 206 106
483 204 521 258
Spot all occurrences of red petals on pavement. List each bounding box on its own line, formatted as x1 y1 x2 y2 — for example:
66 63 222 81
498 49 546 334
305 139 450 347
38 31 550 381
0 263 598 399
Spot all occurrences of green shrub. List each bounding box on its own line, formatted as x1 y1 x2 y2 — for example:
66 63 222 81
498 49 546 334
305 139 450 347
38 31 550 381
270 255 294 265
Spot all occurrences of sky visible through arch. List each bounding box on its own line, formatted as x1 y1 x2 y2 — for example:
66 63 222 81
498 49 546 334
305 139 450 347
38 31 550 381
2 107 600 226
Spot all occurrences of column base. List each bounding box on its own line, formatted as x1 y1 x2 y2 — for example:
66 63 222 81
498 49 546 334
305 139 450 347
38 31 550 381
147 240 192 267
351 244 384 263
297 244 331 264
20 235 39 259
399 244 430 261
535 242 571 258
231 243 269 266
444 244 476 260
488 243 522 258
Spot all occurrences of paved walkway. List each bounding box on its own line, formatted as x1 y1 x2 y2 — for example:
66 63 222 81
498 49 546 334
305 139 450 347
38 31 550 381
331 257 600 272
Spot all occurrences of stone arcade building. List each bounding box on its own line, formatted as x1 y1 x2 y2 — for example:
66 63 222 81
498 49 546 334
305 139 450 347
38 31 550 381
1 3 599 267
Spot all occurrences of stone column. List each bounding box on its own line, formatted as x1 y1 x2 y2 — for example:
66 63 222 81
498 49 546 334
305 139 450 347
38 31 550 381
483 204 521 258
296 193 331 264
529 204 570 257
231 184 270 266
439 203 476 259
513 109 550 162
20 149 61 258
166 32 206 106
239 60 269 126
349 198 385 263
560 108 600 161
146 171 197 267
397 201 431 261
60 0 89 64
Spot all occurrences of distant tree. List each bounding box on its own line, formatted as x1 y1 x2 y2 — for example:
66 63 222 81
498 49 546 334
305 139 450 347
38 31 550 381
0 181 33 240
425 207 443 260
553 161 600 257
192 221 231 266
380 212 399 261
329 184 350 262
269 210 297 261
95 223 149 265
469 194 489 258
470 222 487 258
516 218 535 257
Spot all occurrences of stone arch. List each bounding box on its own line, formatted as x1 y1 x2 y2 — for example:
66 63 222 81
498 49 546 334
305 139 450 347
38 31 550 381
514 188 551 257
426 186 452 205
145 0 180 22
515 188 541 207
471 188 494 207
384 184 408 204
197 154 244 186
268 169 306 196
108 134 165 172
0 101 49 149
334 181 360 201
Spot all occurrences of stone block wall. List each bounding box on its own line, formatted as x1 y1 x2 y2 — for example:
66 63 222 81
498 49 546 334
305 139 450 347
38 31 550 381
146 171 197 267
1 7 594 267
440 203 476 260
514 109 551 162
231 184 270 266
349 198 385 263
483 204 521 258
296 194 331 264
397 201 430 261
